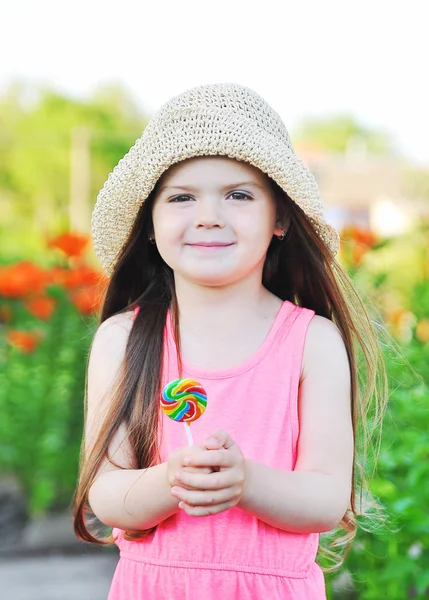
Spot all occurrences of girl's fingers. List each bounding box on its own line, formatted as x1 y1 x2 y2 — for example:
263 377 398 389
174 468 238 490
183 448 231 469
204 429 235 450
176 465 213 488
178 499 237 517
203 436 224 451
171 485 240 507
181 466 213 474
202 440 223 451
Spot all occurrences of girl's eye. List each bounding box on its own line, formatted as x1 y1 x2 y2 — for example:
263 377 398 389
168 195 193 203
229 191 252 201
167 192 252 202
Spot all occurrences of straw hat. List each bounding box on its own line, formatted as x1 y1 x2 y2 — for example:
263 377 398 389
91 83 340 277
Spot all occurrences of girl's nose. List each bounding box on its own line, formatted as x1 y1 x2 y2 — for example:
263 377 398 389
194 198 224 229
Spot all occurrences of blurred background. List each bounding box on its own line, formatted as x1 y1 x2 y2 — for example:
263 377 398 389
0 1 428 598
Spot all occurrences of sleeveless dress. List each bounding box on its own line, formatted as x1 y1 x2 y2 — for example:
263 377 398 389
108 300 326 599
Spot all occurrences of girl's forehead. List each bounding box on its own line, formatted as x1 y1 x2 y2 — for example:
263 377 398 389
157 155 268 187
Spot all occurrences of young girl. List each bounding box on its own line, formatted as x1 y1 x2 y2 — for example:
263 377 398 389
73 83 387 599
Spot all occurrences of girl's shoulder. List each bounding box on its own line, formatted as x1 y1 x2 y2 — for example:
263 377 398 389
94 310 135 348
301 314 348 381
98 309 135 333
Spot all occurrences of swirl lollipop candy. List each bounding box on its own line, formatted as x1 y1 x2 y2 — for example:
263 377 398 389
161 378 207 445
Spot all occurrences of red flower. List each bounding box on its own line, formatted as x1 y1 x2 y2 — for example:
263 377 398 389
6 329 45 353
46 232 90 259
339 226 378 266
45 266 68 287
0 261 49 298
24 295 57 320
62 266 107 289
69 286 104 315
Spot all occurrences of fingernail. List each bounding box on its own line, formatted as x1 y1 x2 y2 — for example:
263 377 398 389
183 457 191 465
175 472 182 480
206 436 218 445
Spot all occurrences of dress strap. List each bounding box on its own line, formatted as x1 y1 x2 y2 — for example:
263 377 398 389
286 305 316 454
133 305 140 320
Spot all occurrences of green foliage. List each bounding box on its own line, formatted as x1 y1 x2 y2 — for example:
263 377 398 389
0 81 147 261
0 286 96 513
343 340 429 599
325 233 429 599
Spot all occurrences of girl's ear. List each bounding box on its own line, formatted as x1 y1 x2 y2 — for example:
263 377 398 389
274 214 291 237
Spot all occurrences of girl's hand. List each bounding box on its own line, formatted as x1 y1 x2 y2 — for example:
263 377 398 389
170 429 247 517
167 446 214 491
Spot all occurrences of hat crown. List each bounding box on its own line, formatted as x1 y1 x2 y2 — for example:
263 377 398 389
152 83 292 148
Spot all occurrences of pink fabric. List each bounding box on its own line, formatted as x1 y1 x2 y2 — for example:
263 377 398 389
108 300 326 599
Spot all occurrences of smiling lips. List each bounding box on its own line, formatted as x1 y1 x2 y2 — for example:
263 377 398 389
187 242 235 247
186 241 235 252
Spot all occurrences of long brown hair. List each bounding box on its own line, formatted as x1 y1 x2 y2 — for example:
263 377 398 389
72 166 388 570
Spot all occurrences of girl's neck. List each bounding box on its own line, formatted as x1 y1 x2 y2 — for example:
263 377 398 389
170 276 283 372
173 275 282 336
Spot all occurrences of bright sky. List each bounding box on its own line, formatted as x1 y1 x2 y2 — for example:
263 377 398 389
1 0 428 164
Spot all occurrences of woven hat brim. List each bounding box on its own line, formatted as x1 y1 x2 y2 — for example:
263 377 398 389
92 108 340 276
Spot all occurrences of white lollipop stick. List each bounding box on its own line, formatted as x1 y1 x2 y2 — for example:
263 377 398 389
184 423 194 446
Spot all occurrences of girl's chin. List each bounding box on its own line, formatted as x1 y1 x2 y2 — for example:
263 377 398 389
178 269 241 287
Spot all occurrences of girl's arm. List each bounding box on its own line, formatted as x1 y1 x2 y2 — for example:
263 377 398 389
86 315 210 531
238 315 354 532
86 314 179 530
88 461 179 531
89 446 215 530
172 316 354 533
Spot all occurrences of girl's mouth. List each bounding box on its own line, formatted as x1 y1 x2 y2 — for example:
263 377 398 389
186 242 235 252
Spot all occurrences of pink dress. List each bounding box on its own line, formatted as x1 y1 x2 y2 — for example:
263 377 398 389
108 300 326 599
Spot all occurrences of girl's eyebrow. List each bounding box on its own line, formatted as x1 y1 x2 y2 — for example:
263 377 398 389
157 181 265 194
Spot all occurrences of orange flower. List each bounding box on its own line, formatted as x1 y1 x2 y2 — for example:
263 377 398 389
62 265 107 289
340 225 378 245
354 229 377 247
69 286 104 315
6 329 45 353
45 266 69 287
24 295 57 320
389 308 408 326
416 319 429 343
339 225 378 267
351 245 367 266
46 232 89 258
0 261 49 298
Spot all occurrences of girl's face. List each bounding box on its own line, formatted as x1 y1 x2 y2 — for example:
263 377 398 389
151 156 283 287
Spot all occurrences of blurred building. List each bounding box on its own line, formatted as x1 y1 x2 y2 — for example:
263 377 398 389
296 141 429 236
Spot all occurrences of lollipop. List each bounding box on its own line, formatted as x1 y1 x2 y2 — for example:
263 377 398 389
161 378 207 445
